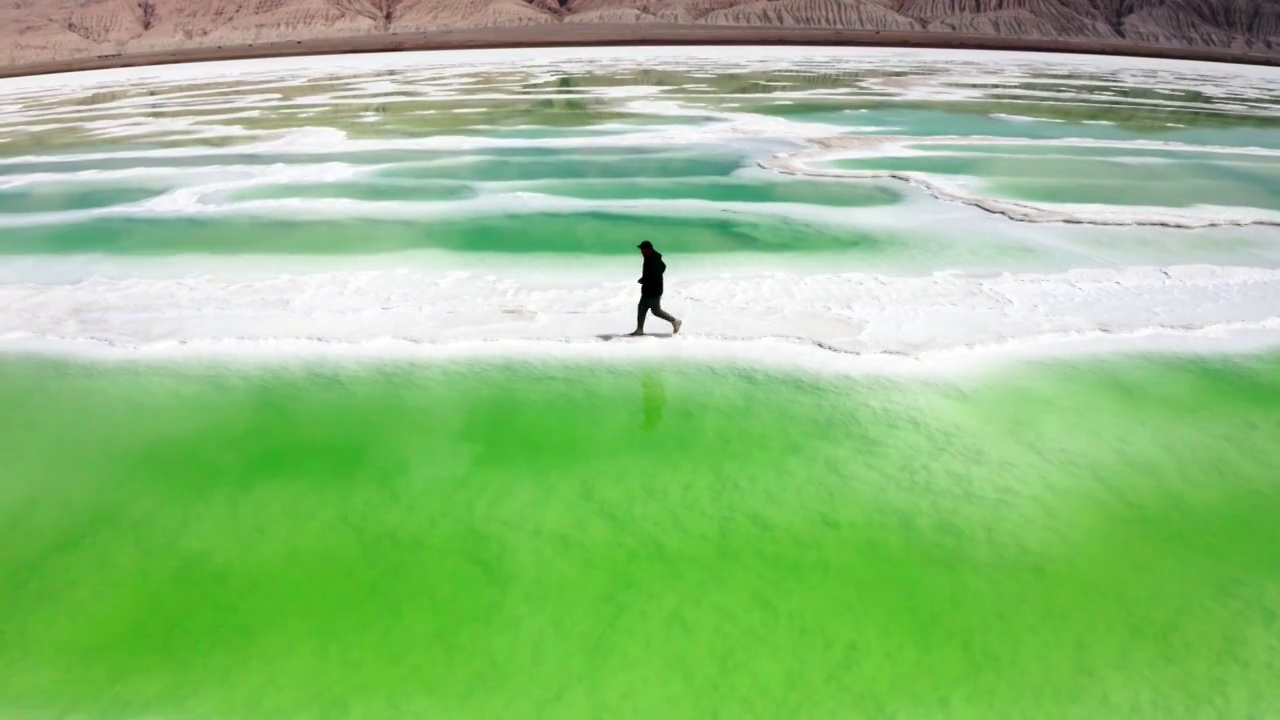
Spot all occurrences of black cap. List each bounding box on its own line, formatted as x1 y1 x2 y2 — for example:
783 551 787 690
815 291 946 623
637 241 654 250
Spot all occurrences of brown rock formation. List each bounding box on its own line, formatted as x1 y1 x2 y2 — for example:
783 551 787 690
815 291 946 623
1 0 1277 69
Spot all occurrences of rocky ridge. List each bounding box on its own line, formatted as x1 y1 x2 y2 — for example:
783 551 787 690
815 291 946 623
2 0 1278 67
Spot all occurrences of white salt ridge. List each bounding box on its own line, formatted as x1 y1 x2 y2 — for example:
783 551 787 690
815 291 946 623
0 190 883 229
4 48 1275 122
3 131 1279 229
3 169 1272 232
763 136 1280 228
2 264 1278 374
3 110 1268 173
0 163 354 191
0 47 1272 94
10 177 1255 237
0 108 858 168
991 113 1067 123
797 134 1280 160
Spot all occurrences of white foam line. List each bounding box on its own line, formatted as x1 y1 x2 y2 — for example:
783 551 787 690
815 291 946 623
3 264 1278 375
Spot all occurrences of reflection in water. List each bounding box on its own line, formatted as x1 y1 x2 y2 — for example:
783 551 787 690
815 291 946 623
640 370 666 431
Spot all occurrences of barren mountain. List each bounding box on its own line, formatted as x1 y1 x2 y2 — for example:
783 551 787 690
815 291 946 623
2 0 1278 68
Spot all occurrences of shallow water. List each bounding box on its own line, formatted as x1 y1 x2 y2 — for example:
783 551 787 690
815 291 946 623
2 48 1280 266
836 146 1280 209
2 355 1279 718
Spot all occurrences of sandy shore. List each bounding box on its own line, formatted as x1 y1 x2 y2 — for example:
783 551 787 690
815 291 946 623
1 23 1277 80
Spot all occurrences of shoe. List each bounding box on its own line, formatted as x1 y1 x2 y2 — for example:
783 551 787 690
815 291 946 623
628 330 644 337
672 319 682 335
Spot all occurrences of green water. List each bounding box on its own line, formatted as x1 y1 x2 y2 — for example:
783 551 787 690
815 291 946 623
836 150 1280 209
230 177 902 208
505 177 903 206
0 214 884 255
745 105 1280 142
3 213 1266 273
234 179 482 203
3 50 1280 719
2 356 1279 719
0 186 163 214
924 144 1280 162
379 150 747 183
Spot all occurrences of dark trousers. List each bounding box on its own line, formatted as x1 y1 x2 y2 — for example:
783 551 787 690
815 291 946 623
637 294 676 331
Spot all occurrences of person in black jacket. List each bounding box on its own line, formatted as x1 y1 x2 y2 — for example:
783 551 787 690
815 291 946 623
630 240 682 337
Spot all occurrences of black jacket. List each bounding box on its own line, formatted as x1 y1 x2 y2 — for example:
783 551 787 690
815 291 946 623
640 251 666 297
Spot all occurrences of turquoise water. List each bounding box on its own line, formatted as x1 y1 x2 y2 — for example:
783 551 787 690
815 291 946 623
1 48 1280 719
0 214 887 254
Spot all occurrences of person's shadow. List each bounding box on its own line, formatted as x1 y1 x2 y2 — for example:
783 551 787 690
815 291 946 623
640 370 666 432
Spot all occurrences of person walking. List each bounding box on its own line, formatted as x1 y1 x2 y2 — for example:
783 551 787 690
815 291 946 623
630 240 682 337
